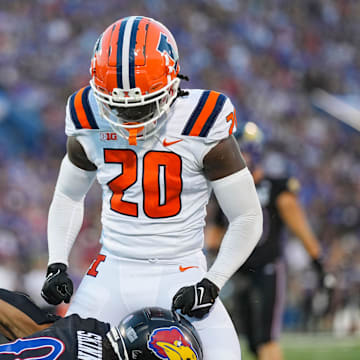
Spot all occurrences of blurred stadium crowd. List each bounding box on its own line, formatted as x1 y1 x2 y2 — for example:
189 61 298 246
0 0 359 336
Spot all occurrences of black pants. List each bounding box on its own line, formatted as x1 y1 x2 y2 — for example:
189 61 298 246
235 259 286 354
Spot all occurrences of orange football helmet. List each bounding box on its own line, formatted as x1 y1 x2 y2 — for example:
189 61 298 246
90 16 181 144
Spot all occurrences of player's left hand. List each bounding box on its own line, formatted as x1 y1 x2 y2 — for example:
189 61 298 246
312 258 325 287
312 258 337 289
172 278 219 319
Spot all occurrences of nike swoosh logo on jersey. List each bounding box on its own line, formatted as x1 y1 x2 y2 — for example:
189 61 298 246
179 265 199 272
163 138 183 147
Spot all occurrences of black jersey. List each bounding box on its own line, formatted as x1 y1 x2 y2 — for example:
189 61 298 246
0 314 112 360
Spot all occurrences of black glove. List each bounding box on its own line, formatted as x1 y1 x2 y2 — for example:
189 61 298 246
172 278 219 319
312 258 325 287
312 258 336 289
41 263 74 305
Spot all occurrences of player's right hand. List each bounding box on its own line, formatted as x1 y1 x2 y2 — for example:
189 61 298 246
172 278 219 319
41 263 74 305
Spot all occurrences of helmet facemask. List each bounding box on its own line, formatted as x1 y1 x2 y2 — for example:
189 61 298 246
106 326 128 360
91 77 180 145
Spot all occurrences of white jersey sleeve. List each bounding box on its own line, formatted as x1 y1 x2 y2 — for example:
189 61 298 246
175 90 237 166
64 85 101 137
203 96 237 143
65 97 76 137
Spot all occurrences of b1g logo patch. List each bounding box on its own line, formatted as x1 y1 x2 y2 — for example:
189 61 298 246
147 326 198 360
0 337 65 359
100 132 118 141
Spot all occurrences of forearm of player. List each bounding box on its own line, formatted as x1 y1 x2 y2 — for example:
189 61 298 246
205 168 263 289
276 192 321 259
47 155 96 265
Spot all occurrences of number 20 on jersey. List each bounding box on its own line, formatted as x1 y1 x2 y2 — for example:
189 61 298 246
104 149 182 219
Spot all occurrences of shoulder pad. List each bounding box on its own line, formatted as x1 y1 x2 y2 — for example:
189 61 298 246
68 86 99 131
181 90 233 139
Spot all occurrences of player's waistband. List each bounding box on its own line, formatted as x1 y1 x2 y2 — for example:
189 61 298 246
99 245 205 265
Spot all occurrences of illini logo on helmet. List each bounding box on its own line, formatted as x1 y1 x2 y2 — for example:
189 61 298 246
156 33 179 73
147 326 198 360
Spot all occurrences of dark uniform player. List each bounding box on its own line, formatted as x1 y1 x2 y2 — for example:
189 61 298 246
0 289 203 360
0 315 111 360
206 122 325 360
236 176 302 359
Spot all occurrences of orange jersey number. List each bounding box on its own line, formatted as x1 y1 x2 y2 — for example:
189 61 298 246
226 109 237 135
104 149 138 217
143 151 182 218
104 149 182 218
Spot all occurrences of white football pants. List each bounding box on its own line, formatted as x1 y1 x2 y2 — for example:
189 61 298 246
67 248 241 360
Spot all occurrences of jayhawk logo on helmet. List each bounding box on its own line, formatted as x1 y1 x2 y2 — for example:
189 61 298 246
147 327 199 360
90 16 181 145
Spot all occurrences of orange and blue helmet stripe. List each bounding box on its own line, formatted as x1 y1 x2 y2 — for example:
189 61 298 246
115 18 128 89
115 16 144 90
129 16 143 89
69 86 99 129
182 90 227 137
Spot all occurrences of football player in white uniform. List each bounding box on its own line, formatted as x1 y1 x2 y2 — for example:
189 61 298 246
41 16 263 360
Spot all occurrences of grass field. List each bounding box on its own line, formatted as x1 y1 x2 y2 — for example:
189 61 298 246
241 333 360 360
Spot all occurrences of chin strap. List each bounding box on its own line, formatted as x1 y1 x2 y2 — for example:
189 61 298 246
126 125 144 146
128 129 138 145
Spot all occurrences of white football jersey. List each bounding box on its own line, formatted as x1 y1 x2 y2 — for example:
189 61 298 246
65 86 237 259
